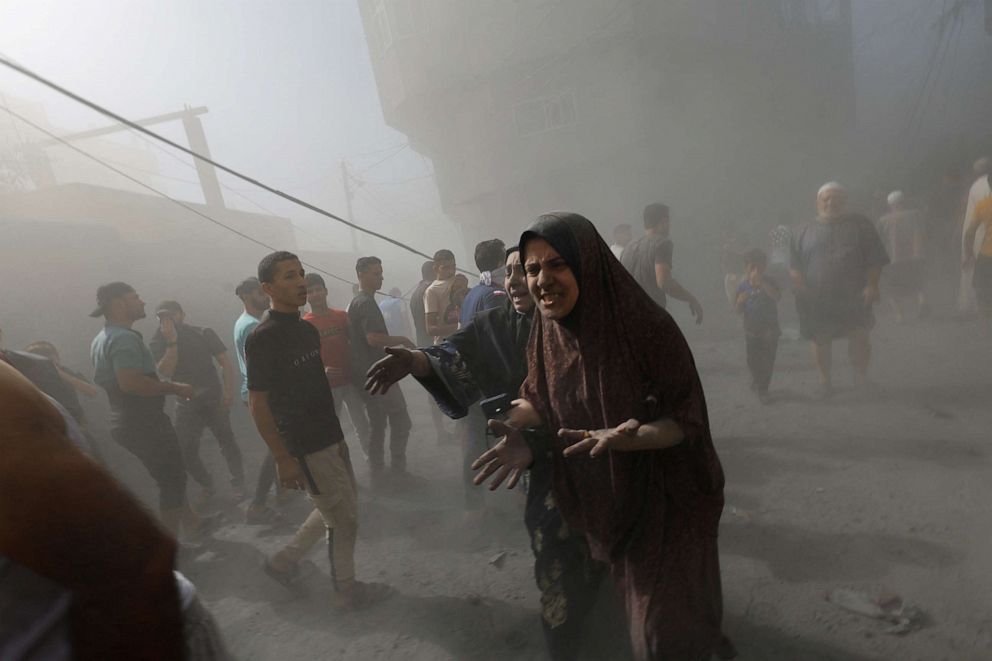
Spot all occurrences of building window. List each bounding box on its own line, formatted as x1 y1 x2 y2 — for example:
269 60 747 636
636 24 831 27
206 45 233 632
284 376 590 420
513 92 577 136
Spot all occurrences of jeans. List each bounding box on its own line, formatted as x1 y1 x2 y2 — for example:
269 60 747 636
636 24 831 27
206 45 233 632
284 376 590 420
173 395 245 490
460 405 489 510
745 333 779 393
364 386 411 471
332 384 371 459
111 412 187 509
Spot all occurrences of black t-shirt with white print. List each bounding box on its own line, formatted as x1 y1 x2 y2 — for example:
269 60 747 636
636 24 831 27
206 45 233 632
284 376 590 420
245 309 343 457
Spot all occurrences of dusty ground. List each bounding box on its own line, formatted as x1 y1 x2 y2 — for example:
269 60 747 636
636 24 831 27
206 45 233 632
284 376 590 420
93 281 992 661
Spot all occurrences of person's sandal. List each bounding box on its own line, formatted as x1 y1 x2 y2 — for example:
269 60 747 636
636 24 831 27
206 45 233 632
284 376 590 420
336 581 394 610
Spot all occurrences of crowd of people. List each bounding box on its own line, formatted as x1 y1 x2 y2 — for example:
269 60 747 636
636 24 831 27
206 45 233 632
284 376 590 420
2 158 990 659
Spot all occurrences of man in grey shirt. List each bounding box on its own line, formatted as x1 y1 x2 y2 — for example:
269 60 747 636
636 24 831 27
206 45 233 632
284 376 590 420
790 183 889 397
621 203 703 324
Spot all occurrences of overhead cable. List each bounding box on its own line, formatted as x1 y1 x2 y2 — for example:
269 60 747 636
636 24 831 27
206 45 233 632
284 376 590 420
0 56 477 277
0 103 360 290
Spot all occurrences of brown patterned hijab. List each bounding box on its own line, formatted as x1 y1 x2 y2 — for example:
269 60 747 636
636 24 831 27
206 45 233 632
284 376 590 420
519 212 723 561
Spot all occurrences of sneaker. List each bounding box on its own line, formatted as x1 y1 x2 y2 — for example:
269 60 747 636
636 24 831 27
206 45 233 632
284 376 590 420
814 383 833 401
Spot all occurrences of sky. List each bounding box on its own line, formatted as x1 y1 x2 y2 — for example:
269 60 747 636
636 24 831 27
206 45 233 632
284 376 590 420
0 0 456 272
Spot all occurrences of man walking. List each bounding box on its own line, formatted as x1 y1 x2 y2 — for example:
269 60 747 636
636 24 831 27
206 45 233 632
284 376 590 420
348 256 415 486
151 301 245 502
246 251 389 608
409 261 435 348
960 157 992 315
459 239 508 326
424 249 461 342
232 277 284 524
304 273 370 459
410 259 451 444
621 203 704 324
89 282 209 537
610 223 632 260
877 191 928 322
790 183 889 397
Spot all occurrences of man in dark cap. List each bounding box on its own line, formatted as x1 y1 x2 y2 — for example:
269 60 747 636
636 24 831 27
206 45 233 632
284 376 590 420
88 282 212 537
150 300 245 503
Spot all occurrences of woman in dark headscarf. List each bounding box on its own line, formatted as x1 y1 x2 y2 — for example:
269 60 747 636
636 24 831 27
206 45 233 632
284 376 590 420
474 213 730 661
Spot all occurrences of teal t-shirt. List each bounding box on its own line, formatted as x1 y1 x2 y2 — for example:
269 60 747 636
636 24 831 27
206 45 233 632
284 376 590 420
233 311 261 402
90 324 162 419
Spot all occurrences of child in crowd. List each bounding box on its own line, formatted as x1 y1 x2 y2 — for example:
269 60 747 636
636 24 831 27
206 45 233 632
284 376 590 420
735 249 781 404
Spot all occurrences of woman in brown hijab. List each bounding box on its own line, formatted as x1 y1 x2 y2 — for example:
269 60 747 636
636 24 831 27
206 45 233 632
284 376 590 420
474 212 731 660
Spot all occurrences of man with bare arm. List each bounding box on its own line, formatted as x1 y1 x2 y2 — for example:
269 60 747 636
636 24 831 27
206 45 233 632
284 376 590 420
790 183 889 398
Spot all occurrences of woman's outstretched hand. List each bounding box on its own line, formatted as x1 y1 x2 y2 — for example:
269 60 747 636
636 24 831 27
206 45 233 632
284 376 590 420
365 347 414 395
560 419 641 458
471 419 533 490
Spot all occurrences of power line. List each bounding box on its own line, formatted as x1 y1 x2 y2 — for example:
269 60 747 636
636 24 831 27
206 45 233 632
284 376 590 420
349 142 408 176
0 103 359 290
0 55 476 277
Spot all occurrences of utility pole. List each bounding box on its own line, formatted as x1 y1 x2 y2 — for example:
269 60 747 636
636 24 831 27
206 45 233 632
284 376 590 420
341 160 359 254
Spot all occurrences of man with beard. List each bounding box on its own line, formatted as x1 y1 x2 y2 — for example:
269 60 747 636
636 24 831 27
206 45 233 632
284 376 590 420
790 183 889 397
89 282 211 538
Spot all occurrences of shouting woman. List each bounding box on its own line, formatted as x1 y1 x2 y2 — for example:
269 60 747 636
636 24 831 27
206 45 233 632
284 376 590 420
474 212 731 660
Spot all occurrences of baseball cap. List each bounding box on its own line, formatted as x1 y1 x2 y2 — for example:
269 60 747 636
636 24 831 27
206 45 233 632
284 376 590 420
89 282 135 318
155 300 183 316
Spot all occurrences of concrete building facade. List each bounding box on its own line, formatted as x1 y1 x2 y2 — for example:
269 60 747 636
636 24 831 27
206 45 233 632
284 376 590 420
358 0 854 251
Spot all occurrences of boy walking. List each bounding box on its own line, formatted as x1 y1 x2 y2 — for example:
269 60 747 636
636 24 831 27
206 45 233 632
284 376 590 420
735 249 781 404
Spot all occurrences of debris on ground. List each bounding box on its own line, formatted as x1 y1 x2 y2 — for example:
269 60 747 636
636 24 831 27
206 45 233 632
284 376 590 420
728 506 752 522
825 588 924 635
488 551 507 569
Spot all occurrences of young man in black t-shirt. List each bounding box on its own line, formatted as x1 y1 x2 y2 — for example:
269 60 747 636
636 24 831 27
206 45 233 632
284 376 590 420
246 251 390 609
347 256 414 485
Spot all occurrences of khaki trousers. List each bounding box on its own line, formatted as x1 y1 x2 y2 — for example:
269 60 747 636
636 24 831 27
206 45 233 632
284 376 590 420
273 442 358 586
